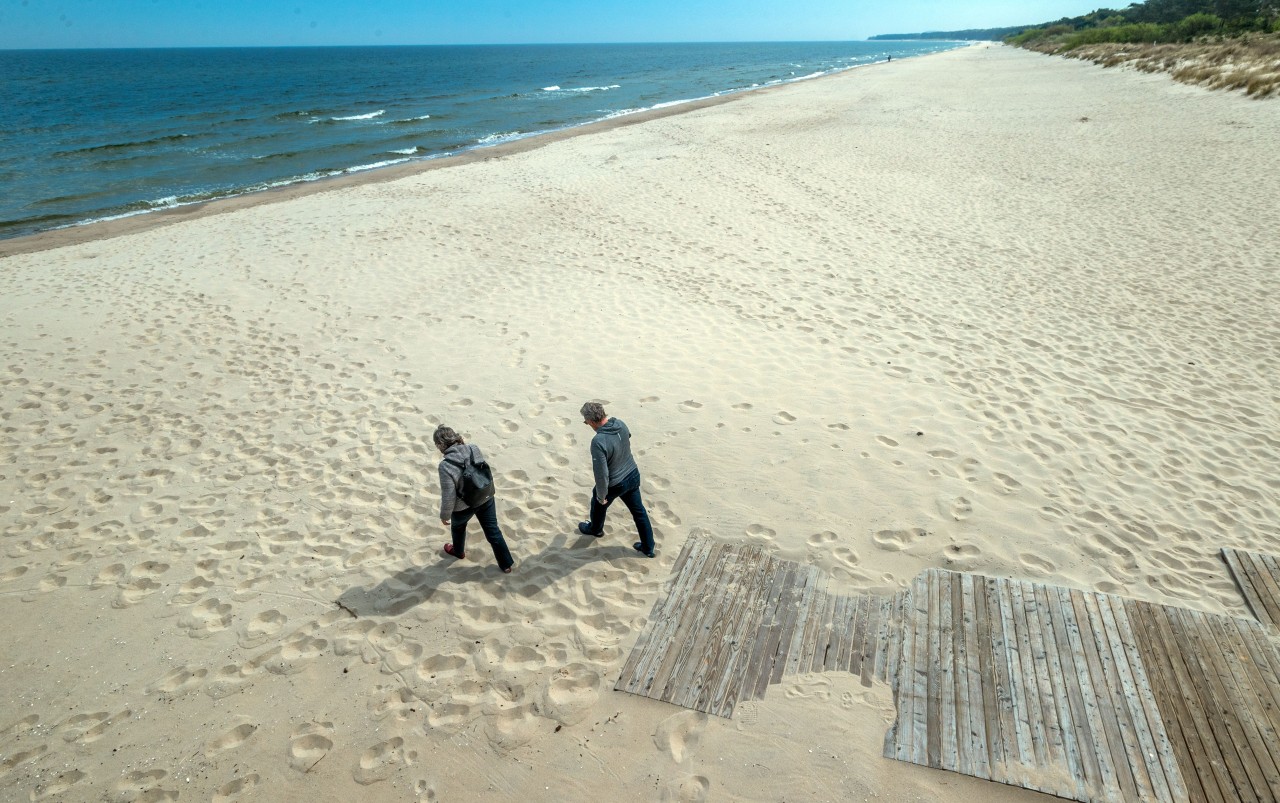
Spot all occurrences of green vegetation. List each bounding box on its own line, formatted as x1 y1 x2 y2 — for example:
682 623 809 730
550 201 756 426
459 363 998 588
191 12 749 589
1007 0 1279 50
1006 1 1280 99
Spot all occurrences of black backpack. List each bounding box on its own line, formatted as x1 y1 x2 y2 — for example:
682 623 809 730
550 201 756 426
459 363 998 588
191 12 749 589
446 450 496 508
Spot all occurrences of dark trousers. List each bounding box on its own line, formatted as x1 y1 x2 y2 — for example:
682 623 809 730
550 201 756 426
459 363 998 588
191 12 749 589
587 468 654 552
451 498 514 570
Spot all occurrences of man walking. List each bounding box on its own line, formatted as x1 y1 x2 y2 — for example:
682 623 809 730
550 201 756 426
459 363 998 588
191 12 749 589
577 402 655 558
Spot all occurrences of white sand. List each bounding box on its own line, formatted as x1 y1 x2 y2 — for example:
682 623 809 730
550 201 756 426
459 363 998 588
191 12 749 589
2 43 1278 801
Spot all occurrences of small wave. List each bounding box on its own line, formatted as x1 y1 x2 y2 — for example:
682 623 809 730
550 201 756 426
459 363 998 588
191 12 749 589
388 147 419 155
330 110 385 121
343 157 412 172
384 114 433 125
55 133 193 157
542 85 620 93
475 131 524 145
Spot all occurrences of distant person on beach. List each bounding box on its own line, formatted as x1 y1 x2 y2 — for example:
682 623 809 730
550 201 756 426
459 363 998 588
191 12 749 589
577 402 656 558
434 425 515 573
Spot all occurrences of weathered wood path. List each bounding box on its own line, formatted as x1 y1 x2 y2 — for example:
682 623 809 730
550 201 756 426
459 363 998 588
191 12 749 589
616 538 1280 803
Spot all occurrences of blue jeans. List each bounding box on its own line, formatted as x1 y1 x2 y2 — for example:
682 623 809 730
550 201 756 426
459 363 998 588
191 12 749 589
451 498 514 570
587 468 654 552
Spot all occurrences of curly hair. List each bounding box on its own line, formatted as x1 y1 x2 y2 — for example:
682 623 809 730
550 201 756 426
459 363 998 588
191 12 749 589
432 424 465 451
580 401 606 424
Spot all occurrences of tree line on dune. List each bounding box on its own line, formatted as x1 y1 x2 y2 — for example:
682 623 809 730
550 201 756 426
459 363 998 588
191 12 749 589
870 0 1280 46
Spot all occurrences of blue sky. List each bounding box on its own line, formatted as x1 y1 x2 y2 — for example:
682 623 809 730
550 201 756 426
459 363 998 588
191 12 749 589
2 1 1107 49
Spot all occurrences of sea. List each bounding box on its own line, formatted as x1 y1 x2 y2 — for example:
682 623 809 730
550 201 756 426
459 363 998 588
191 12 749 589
0 41 961 241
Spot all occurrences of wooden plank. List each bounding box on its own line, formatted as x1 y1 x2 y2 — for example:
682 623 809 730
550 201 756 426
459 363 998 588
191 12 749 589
787 578 826 678
888 575 923 762
849 593 870 677
810 588 839 674
823 593 845 674
771 565 822 684
682 547 772 714
1125 599 1218 803
1016 581 1070 789
837 594 858 674
872 594 892 682
1175 607 1269 802
1202 612 1280 801
876 592 898 683
700 550 777 716
859 594 879 688
1080 586 1162 799
1067 588 1142 802
743 559 800 701
1229 617 1280 735
1051 585 1124 802
1245 551 1280 629
617 538 718 694
1033 582 1092 801
1223 548 1275 627
994 578 1034 788
1006 581 1051 778
956 574 990 782
616 537 712 689
652 545 744 702
1168 605 1259 802
910 572 931 766
934 571 957 773
884 590 908 690
1103 595 1186 803
926 570 945 769
972 575 1007 773
1145 602 1238 803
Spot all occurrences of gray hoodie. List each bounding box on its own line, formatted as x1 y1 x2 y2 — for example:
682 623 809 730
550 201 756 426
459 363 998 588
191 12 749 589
438 443 486 519
590 418 639 500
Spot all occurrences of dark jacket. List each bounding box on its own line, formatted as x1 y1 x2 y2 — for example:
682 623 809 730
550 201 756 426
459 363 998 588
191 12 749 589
590 418 639 500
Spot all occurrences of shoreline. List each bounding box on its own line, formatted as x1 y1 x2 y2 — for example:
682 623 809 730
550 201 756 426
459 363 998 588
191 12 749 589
0 51 937 260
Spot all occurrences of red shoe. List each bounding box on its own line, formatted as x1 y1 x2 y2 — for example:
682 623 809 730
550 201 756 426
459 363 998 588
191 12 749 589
443 544 464 559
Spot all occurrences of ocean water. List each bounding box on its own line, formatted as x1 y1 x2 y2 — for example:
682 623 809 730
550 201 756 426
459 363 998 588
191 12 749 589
0 41 961 241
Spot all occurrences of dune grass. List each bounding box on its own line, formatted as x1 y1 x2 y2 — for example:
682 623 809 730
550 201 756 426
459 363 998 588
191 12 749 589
1023 34 1280 99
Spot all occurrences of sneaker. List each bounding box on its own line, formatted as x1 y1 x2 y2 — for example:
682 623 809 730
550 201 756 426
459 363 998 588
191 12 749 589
633 542 655 558
578 521 602 537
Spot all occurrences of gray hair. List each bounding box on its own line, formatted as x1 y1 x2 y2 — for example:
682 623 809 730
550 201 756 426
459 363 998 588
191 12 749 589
432 425 464 451
580 402 606 424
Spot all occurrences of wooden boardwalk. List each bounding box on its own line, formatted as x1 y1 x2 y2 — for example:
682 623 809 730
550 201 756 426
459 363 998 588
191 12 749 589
614 538 905 717
1222 547 1280 633
617 538 1280 803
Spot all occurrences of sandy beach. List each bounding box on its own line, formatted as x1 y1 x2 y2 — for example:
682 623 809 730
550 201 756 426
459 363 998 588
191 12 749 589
3 42 1279 801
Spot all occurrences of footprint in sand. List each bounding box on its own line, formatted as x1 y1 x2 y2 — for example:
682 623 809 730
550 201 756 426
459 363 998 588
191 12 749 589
149 665 208 696
213 774 261 803
354 737 418 785
654 711 707 763
678 400 702 412
948 496 973 521
664 776 711 802
772 411 796 424
288 722 335 772
639 396 659 403
29 770 88 800
542 663 600 726
1019 552 1055 575
205 722 258 757
872 528 928 552
807 531 838 546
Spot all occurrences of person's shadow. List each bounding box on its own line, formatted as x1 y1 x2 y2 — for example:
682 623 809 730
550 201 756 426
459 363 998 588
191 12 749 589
336 531 640 617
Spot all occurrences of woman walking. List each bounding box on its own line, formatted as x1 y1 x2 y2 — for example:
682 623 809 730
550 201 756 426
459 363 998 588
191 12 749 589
434 424 515 573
